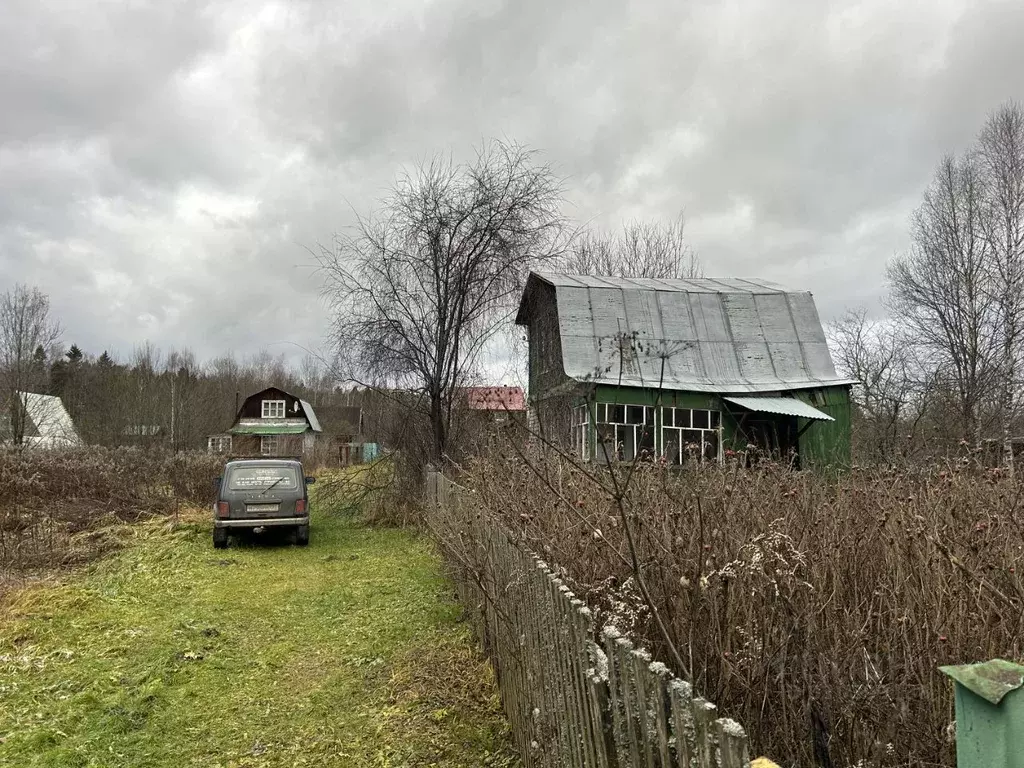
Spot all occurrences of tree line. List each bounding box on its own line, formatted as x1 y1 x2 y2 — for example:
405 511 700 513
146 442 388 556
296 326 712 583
830 101 1024 466
0 288 379 451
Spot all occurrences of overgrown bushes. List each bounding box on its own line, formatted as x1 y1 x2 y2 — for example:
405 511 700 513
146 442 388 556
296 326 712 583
457 456 1024 767
0 447 222 579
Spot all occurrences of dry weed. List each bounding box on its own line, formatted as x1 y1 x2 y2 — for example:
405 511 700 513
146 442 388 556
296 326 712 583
456 457 1024 767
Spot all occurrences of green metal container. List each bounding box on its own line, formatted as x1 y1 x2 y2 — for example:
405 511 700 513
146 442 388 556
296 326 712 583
940 659 1024 768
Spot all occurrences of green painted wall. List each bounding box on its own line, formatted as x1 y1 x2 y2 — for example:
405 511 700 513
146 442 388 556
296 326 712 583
582 384 852 469
793 386 852 468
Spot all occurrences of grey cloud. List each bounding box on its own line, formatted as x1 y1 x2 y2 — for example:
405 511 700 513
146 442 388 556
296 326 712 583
2 0 1023 371
0 0 219 144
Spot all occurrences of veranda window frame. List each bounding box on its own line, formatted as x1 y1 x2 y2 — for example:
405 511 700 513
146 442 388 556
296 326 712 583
660 407 723 464
572 403 590 460
594 402 657 462
208 435 232 454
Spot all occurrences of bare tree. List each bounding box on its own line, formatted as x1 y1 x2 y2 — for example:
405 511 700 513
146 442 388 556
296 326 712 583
0 285 62 445
317 140 566 463
977 102 1024 470
299 353 335 406
888 154 997 445
828 308 929 462
562 212 703 278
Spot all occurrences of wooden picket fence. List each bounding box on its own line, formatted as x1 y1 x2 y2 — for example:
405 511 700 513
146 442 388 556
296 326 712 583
425 470 753 768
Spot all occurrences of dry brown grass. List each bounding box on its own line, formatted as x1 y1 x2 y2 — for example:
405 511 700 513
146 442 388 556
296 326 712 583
0 447 222 583
457 456 1024 767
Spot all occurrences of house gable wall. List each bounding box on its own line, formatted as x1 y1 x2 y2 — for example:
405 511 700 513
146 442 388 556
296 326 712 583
238 388 309 425
525 282 575 400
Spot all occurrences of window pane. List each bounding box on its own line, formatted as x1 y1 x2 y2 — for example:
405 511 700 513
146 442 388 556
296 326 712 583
598 403 608 422
645 406 655 424
617 425 636 461
704 431 720 461
597 423 615 441
675 409 691 429
692 410 710 429
710 410 721 428
681 430 702 460
611 404 625 423
663 429 682 465
638 425 655 458
228 466 297 490
627 405 644 424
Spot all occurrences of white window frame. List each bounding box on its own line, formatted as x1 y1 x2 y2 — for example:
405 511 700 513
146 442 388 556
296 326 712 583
261 435 280 456
262 400 286 419
594 402 656 463
208 435 232 454
660 407 722 464
572 403 590 460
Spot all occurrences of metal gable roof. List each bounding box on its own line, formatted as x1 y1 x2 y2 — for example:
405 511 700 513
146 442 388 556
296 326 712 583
299 399 323 432
517 272 855 394
18 391 82 446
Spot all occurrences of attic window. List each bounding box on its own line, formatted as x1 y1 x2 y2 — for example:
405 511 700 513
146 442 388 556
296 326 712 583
262 400 286 419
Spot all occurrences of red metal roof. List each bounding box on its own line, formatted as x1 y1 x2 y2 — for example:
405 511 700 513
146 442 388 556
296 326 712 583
465 386 526 412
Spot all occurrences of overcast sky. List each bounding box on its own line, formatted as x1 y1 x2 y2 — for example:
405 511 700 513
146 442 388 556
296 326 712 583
3 0 1023 374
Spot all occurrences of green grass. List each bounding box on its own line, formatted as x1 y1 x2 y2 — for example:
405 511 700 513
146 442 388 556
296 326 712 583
0 502 518 767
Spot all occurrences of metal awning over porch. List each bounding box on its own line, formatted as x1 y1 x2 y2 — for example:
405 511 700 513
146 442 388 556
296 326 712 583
722 396 834 422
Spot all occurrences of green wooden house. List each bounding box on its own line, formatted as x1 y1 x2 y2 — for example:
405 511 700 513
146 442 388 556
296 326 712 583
514 273 855 468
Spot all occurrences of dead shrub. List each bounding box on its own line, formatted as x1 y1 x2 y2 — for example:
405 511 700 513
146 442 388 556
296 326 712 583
0 447 222 581
456 456 1024 767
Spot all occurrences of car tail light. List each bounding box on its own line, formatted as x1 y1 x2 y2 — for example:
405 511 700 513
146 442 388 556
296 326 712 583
295 499 307 514
216 501 230 518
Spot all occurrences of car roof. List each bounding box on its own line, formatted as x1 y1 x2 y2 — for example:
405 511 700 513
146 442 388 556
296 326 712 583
224 458 303 467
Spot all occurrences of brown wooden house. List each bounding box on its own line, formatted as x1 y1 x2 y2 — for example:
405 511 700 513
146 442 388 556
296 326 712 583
208 387 322 458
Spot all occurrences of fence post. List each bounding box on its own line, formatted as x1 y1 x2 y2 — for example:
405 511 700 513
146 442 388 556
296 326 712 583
940 659 1024 768
715 719 750 768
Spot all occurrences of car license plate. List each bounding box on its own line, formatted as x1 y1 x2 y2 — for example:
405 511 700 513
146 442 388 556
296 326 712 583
246 504 280 513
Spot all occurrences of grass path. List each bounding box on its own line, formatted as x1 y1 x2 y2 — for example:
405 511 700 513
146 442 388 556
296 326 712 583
0 504 517 767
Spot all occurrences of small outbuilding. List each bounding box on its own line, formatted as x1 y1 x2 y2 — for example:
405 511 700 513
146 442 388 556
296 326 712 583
514 273 855 468
2 391 82 448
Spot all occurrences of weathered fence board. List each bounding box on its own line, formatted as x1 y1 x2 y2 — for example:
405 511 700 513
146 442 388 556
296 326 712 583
425 470 753 768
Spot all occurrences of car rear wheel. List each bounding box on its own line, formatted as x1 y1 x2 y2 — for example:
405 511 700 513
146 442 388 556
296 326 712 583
295 524 310 546
213 527 229 549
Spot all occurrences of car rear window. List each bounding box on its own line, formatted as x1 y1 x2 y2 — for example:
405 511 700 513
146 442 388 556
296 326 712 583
226 466 299 490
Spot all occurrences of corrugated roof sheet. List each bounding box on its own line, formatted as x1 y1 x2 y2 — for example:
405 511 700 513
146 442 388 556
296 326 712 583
299 399 323 432
516 272 855 394
722 396 834 421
